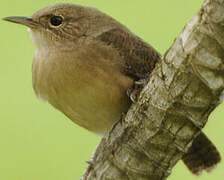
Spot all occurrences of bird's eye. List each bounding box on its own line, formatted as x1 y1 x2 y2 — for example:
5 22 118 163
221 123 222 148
50 16 63 26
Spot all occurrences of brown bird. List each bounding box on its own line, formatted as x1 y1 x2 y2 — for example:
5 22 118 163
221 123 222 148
3 3 220 175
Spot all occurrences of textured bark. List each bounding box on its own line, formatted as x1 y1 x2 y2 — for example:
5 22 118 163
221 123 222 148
83 0 224 179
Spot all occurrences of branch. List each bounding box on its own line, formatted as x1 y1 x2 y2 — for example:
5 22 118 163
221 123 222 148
83 0 224 179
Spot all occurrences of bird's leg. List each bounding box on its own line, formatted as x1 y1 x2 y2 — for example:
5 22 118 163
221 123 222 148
127 78 148 102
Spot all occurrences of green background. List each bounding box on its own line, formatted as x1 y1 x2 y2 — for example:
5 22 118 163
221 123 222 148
0 0 223 179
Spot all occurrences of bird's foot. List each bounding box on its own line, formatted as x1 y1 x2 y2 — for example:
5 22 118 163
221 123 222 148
127 78 148 102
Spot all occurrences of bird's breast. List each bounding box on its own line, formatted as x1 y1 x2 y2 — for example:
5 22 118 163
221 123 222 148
32 46 133 135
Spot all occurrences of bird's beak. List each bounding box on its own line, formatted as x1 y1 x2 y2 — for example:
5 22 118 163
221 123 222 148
2 16 38 28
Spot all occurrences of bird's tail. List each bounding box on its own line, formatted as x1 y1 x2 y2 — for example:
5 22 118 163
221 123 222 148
182 132 221 175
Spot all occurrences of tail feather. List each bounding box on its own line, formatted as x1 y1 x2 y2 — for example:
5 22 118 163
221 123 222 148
182 132 221 175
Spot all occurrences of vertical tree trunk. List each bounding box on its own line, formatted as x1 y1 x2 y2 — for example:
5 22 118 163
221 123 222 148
83 0 224 179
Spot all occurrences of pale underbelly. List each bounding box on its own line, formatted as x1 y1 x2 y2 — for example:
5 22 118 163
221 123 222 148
33 57 133 135
52 81 132 135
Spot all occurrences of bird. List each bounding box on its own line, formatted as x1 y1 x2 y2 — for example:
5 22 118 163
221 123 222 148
3 3 221 175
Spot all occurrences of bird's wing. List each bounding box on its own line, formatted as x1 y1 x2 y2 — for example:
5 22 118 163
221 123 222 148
96 28 161 80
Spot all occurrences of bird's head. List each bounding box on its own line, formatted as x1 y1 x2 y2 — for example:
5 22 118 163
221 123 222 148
3 4 120 50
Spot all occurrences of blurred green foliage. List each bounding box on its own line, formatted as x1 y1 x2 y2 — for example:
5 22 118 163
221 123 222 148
0 0 223 180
